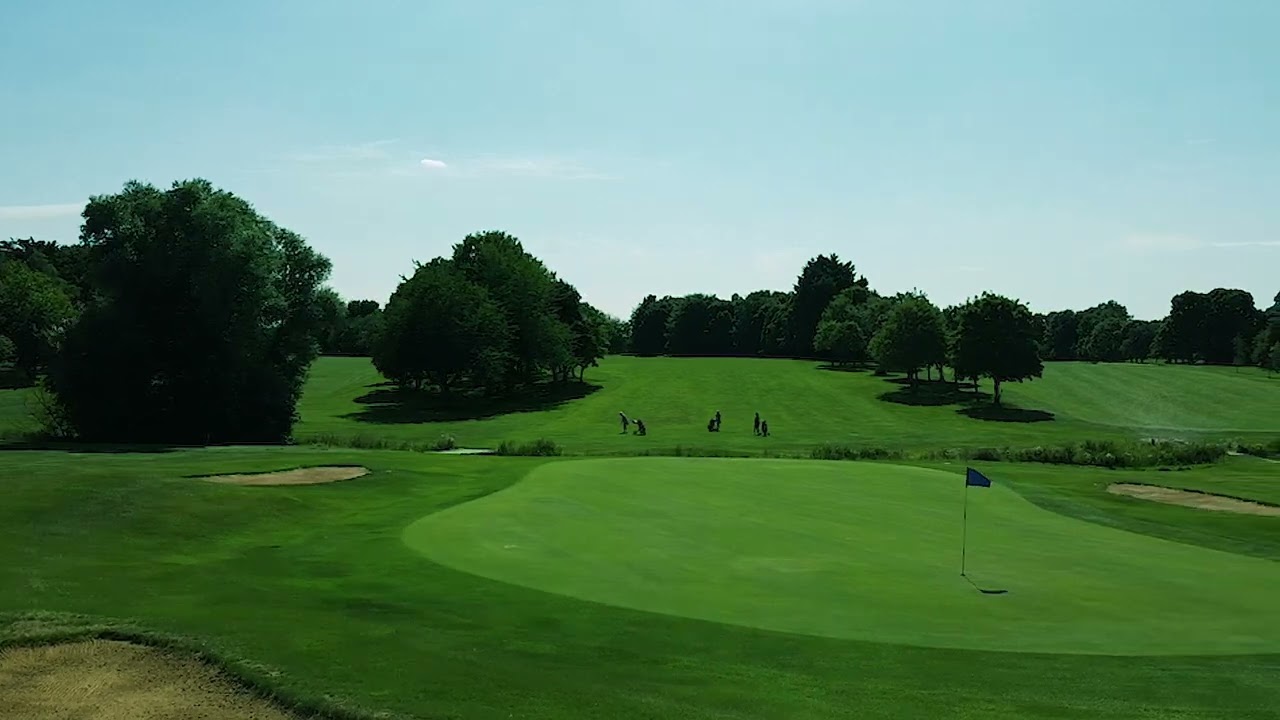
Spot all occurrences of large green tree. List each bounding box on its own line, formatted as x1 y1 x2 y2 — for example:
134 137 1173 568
0 259 75 378
952 293 1044 405
451 231 568 386
1159 289 1263 364
0 237 91 305
1074 301 1131 361
1165 291 1211 362
548 279 607 381
373 259 510 393
785 254 867 356
313 287 347 354
329 300 383 356
1203 288 1263 364
629 294 677 356
45 179 331 443
813 318 867 367
1119 320 1160 363
868 295 947 387
666 294 735 355
813 286 872 366
586 310 628 355
1251 292 1280 367
1040 310 1079 360
1078 317 1127 363
731 290 790 356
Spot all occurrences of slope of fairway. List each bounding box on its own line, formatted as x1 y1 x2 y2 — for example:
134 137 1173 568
403 457 1280 655
294 356 1280 455
1003 362 1280 434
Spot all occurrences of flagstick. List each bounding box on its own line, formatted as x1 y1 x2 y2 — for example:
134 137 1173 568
960 480 970 577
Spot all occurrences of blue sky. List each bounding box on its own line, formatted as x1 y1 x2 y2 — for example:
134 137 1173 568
2 0 1277 320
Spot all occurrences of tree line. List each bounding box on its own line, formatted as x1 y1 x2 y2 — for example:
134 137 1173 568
625 253 1280 375
0 180 628 443
3 179 1277 444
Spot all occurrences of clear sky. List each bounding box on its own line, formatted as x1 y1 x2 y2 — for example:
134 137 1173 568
2 0 1277 321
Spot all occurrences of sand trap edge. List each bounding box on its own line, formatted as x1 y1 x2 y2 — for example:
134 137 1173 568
0 638 304 720
200 466 370 486
1107 483 1280 517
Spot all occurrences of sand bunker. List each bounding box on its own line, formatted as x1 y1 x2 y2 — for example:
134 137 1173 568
203 466 369 486
0 640 297 720
1108 483 1280 517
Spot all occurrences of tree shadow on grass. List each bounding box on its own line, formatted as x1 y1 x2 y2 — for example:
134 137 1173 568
816 363 871 374
876 376 1055 424
877 378 984 407
346 381 603 424
0 439 181 454
957 404 1055 423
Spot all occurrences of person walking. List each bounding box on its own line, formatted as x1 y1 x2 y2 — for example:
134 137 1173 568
753 412 761 436
760 419 769 437
619 412 630 434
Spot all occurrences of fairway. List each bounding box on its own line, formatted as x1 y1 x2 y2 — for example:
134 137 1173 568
404 457 1280 655
291 356 1280 456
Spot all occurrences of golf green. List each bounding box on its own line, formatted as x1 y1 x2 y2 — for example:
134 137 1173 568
403 457 1280 656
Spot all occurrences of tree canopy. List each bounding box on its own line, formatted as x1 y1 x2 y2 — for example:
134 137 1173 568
373 259 510 393
372 232 609 394
951 293 1044 405
785 254 867 356
0 259 75 378
44 179 332 443
868 295 946 386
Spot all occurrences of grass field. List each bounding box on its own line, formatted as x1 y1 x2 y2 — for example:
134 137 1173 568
3 447 1280 718
3 356 1280 718
291 355 1280 455
405 457 1280 655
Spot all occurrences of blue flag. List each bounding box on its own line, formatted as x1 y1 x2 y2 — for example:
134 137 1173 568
966 467 992 488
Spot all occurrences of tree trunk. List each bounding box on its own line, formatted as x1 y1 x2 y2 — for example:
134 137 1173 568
926 366 932 382
936 363 947 383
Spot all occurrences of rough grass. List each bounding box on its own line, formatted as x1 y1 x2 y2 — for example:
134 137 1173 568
2 447 1280 718
291 356 1280 457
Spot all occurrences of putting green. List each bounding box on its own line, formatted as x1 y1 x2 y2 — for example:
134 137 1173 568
402 458 1280 655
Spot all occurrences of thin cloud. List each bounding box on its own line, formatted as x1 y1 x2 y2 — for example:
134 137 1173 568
0 203 82 220
419 158 447 169
1207 240 1280 248
1121 234 1203 252
461 156 615 180
1121 234 1280 252
293 139 399 163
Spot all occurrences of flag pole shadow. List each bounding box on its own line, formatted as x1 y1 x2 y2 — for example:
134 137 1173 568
962 573 1008 595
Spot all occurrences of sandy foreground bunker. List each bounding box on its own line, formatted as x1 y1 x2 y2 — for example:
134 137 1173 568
0 640 298 720
1108 483 1280 517
201 466 370 486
